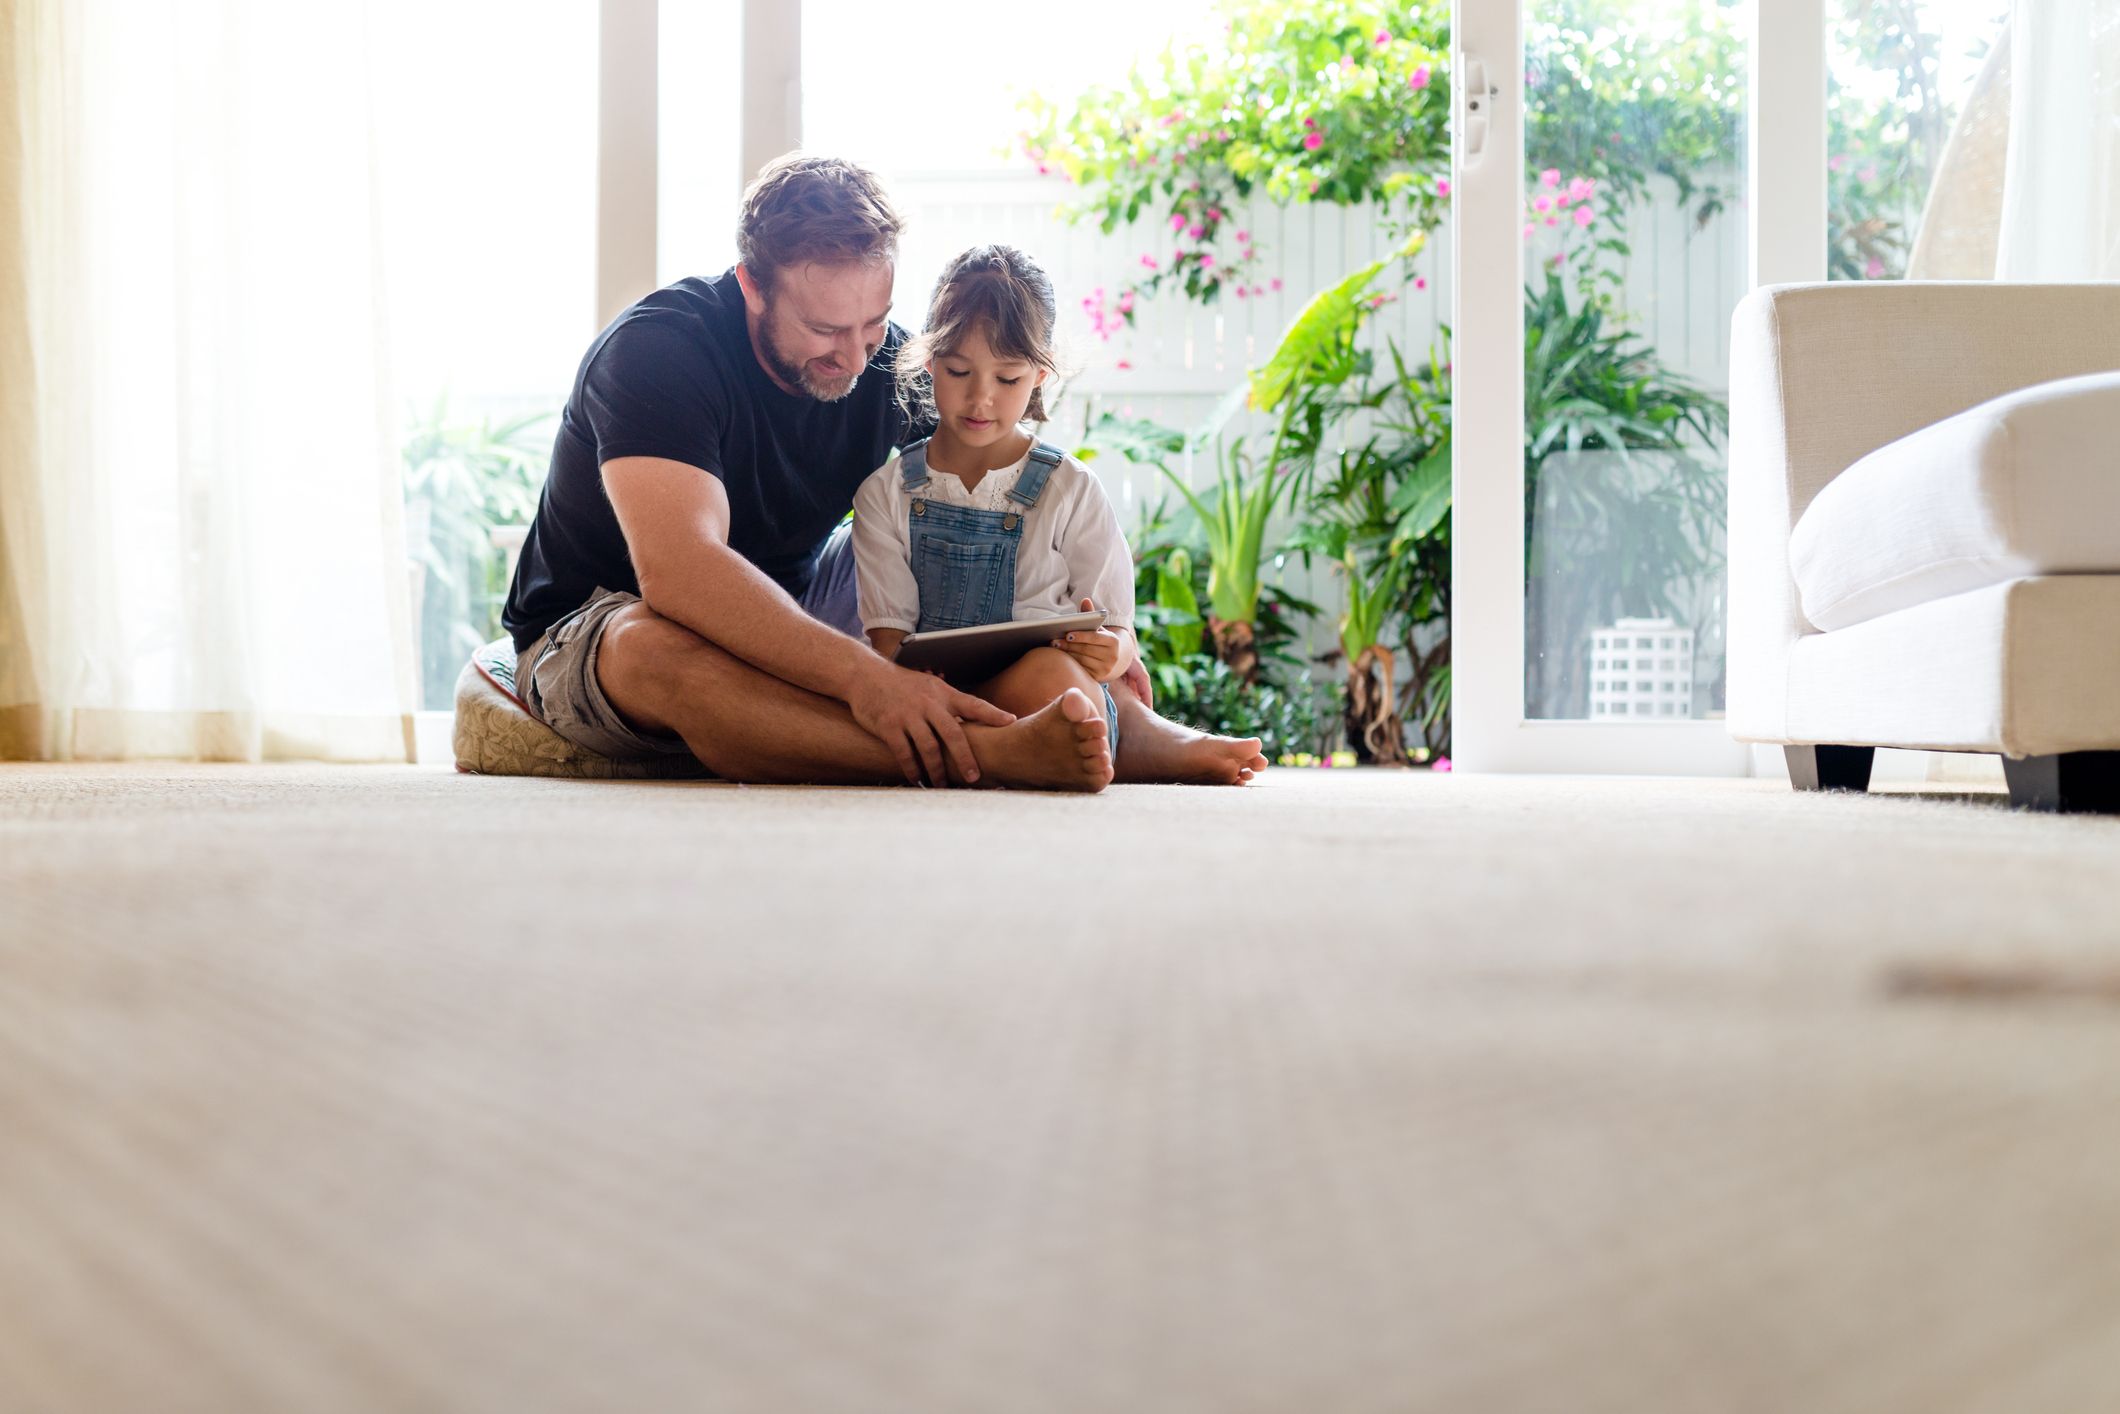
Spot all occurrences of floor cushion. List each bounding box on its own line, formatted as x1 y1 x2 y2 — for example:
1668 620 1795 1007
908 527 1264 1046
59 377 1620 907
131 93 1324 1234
452 637 711 780
1789 369 2120 632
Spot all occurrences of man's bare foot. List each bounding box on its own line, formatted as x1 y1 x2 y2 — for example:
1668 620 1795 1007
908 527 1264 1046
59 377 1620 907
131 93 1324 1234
1112 694 1269 785
964 689 1113 792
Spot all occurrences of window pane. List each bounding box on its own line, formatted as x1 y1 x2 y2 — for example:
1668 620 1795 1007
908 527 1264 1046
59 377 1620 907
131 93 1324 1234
374 2 599 709
1828 1 2010 281
1523 0 1745 722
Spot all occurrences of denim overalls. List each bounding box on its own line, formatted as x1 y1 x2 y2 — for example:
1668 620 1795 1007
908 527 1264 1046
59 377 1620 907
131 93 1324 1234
901 437 1120 749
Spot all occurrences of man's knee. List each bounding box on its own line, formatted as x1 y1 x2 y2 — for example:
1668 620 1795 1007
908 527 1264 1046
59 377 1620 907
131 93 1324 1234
596 602 724 724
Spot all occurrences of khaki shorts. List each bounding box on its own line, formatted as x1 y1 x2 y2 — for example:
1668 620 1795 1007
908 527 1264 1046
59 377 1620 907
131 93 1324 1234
514 587 697 763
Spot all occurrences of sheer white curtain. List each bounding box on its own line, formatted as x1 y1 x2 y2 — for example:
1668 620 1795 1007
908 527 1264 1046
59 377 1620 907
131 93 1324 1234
1 0 416 762
1997 0 2120 278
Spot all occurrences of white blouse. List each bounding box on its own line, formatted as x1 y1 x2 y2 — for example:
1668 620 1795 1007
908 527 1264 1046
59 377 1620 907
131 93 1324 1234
850 446 1137 635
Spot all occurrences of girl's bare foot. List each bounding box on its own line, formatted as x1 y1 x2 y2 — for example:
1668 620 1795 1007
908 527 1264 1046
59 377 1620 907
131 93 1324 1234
963 689 1113 792
1112 692 1268 785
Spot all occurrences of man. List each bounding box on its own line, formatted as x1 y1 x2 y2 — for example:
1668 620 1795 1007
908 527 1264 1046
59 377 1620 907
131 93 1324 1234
502 155 1112 791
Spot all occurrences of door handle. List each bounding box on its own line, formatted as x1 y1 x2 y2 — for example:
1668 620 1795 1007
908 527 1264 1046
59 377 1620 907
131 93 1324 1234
1459 54 1501 170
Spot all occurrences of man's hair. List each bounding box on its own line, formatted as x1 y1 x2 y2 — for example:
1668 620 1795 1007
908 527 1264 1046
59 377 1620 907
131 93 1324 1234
896 245 1066 427
736 154 904 295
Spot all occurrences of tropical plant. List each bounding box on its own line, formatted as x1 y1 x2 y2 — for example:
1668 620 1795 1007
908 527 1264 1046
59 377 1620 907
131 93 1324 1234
1158 444 1299 686
1520 269 1726 717
1105 425 1332 755
401 398 554 709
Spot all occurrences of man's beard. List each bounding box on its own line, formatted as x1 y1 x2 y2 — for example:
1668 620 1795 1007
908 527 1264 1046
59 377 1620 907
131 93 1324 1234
761 315 868 403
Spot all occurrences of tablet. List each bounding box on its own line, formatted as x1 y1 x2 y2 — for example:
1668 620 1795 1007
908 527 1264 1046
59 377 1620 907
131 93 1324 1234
895 610 1107 681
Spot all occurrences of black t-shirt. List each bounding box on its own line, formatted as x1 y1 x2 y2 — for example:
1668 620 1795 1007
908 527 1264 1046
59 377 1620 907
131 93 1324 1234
503 269 916 653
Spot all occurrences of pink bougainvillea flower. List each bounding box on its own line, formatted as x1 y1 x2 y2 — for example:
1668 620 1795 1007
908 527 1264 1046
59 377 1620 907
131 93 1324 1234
1545 214 1560 226
1116 359 1133 371
1409 64 1431 89
1186 224 1204 239
1199 254 1215 269
1302 115 1318 130
1234 228 1250 243
1573 204 1594 227
1235 285 1250 299
1269 277 1283 291
1436 178 1450 197
1375 29 1391 45
1540 167 1561 188
1524 222 1535 237
1341 57 1355 71
1432 755 1452 772
1252 284 1265 296
1117 291 1135 311
1140 253 1159 269
1415 276 1428 290
1207 206 1223 221
1169 212 1186 232
1035 163 1051 175
1534 195 1551 212
1303 132 1324 150
1568 176 1596 202
1865 257 1885 278
1307 181 1319 193
1830 153 1849 172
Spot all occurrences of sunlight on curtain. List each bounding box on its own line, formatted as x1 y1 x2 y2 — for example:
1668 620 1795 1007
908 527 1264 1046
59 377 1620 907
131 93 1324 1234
1998 0 2120 277
0 0 415 761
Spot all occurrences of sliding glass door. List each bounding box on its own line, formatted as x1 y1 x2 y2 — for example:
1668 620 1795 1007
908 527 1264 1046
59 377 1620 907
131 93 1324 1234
1452 0 1808 773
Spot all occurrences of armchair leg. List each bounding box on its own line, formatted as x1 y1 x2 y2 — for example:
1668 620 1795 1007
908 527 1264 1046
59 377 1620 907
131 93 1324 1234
2002 752 2120 813
1786 744 1875 793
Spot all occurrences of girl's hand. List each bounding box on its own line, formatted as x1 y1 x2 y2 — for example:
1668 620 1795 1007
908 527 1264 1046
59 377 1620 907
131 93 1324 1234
1053 597 1126 683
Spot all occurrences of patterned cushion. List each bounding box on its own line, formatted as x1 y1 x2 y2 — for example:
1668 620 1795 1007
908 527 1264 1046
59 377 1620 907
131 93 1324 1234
452 638 710 780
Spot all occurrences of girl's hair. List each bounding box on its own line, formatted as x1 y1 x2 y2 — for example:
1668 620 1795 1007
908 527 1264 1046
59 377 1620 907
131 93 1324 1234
896 245 1064 428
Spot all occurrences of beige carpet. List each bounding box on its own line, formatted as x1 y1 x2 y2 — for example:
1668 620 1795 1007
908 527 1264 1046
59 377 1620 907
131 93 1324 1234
5 764 2120 1413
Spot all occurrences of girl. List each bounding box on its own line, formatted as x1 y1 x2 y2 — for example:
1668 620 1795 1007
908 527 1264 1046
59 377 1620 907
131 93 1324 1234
851 244 1269 787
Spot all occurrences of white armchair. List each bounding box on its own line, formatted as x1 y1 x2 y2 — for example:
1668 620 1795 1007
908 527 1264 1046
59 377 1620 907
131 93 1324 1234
1727 282 2120 811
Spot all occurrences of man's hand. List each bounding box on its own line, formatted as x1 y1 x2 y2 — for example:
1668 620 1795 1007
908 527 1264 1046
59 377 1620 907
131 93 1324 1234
1052 598 1129 683
845 658 1015 786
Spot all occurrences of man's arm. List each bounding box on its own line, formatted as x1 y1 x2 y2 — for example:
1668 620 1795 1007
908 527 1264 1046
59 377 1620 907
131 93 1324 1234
867 628 908 661
601 455 1012 784
603 455 875 700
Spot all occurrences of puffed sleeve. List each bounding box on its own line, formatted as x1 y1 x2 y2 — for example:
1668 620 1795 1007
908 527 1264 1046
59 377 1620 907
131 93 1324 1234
1058 464 1136 630
852 459 922 633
